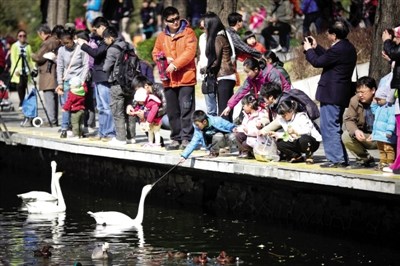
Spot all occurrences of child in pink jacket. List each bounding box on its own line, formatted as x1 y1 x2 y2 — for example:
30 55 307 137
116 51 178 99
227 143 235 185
133 88 162 147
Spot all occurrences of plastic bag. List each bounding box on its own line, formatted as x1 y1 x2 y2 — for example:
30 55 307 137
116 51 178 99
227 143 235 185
253 135 280 162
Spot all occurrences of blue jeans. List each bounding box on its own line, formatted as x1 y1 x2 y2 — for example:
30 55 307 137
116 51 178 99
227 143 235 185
204 93 217 116
95 82 115 137
320 103 348 164
60 80 70 130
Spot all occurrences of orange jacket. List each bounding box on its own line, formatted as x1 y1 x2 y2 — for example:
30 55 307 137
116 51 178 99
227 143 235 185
152 20 197 88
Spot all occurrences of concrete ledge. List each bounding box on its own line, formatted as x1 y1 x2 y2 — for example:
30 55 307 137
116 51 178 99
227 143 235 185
4 126 400 196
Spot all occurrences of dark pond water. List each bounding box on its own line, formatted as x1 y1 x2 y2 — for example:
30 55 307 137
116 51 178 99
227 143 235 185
1 165 400 265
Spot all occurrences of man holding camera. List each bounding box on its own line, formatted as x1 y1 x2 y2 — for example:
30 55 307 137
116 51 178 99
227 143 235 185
303 21 357 168
32 25 61 126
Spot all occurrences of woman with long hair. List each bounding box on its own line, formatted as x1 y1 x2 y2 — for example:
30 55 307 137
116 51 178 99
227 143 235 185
202 12 236 122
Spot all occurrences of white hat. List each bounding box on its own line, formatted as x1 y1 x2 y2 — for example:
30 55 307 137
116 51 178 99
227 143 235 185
134 88 147 102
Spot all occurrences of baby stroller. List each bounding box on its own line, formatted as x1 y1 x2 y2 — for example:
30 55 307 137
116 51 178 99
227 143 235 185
0 80 14 111
20 88 43 127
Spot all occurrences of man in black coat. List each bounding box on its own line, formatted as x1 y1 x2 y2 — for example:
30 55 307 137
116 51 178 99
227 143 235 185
77 17 116 141
303 21 357 168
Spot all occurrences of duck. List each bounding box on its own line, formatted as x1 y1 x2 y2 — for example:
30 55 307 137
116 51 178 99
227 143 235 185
167 251 189 259
25 172 65 213
216 250 238 264
33 244 53 258
17 161 58 203
91 242 112 260
192 252 209 264
87 184 153 226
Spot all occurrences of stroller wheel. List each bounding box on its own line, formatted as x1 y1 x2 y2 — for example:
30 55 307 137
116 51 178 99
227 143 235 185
32 117 43 128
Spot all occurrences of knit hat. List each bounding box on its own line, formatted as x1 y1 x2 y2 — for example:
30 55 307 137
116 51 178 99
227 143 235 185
69 76 82 87
394 26 400 38
69 76 85 96
375 83 389 99
134 88 148 102
242 30 256 42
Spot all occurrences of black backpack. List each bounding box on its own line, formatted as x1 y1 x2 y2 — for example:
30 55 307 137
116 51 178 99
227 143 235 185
112 42 141 93
280 89 320 121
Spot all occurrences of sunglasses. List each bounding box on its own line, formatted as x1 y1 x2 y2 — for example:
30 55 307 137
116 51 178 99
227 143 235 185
18 34 27 37
166 16 180 24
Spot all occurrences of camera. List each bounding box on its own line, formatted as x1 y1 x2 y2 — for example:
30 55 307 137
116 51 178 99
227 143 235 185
31 69 38 78
301 37 313 45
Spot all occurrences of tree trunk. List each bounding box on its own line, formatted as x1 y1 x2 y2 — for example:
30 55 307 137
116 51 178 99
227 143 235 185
163 0 187 20
47 0 69 29
207 0 238 27
370 0 400 81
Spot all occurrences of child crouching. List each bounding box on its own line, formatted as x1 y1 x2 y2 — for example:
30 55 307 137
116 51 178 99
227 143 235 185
180 110 237 162
132 87 163 147
268 100 321 164
61 76 85 138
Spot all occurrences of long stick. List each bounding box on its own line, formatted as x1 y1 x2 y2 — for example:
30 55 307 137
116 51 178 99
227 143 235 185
152 161 181 186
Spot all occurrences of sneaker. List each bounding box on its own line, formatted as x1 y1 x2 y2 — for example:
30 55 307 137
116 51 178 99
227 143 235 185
348 157 375 169
320 161 349 168
108 137 126 145
82 127 89 135
101 136 113 142
207 151 219 158
60 130 67 139
237 152 254 159
179 139 190 150
382 166 393 173
89 135 102 141
126 138 136 144
166 140 180 150
289 156 304 163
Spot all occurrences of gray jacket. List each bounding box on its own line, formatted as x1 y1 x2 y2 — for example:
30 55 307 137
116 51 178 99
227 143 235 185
103 38 131 83
57 43 89 85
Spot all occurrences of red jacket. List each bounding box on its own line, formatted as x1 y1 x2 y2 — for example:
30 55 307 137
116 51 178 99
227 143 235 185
237 42 267 62
63 92 85 112
152 19 197 88
135 94 162 124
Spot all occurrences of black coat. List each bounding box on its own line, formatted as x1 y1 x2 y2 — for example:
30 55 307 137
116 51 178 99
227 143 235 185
305 39 357 107
81 41 109 83
383 39 400 89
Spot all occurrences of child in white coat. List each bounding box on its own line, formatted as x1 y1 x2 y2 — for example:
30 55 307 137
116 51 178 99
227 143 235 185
268 100 321 164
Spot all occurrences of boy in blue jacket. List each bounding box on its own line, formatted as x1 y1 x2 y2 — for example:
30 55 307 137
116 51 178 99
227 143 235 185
180 110 237 161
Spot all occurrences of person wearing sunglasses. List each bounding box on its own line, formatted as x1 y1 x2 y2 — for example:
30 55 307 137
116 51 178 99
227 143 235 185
10 29 35 110
152 6 197 151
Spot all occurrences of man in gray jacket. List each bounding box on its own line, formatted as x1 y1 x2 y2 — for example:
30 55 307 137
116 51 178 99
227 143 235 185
103 26 136 145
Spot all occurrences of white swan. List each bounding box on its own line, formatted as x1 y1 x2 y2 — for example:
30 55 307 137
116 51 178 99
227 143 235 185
17 161 58 202
87 184 153 226
25 172 65 213
91 242 112 260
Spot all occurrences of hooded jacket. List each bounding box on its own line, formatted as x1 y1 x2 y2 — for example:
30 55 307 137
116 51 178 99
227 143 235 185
152 19 197 88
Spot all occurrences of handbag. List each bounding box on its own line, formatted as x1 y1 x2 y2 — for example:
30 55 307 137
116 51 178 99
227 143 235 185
201 73 218 94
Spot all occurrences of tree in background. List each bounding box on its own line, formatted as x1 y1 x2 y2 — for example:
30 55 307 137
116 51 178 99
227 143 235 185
207 0 238 27
370 0 400 81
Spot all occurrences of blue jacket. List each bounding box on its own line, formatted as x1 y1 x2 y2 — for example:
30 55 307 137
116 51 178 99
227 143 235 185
301 0 319 14
371 102 396 144
181 115 236 159
305 39 357 107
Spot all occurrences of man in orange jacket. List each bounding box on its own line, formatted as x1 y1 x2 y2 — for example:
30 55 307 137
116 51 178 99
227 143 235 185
152 6 197 150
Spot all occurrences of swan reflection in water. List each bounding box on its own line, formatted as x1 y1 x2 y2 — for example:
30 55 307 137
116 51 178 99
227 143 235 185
25 212 66 246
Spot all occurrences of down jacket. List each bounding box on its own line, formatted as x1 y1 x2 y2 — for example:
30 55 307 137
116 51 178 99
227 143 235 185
152 19 197 88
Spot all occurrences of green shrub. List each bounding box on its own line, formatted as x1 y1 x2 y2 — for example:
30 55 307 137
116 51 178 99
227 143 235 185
289 27 372 81
136 37 156 64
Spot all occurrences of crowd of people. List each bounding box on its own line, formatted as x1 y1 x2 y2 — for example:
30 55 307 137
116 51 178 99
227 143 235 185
0 1 398 174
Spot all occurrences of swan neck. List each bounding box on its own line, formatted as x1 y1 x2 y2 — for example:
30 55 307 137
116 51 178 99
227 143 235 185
133 190 148 224
55 177 66 210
